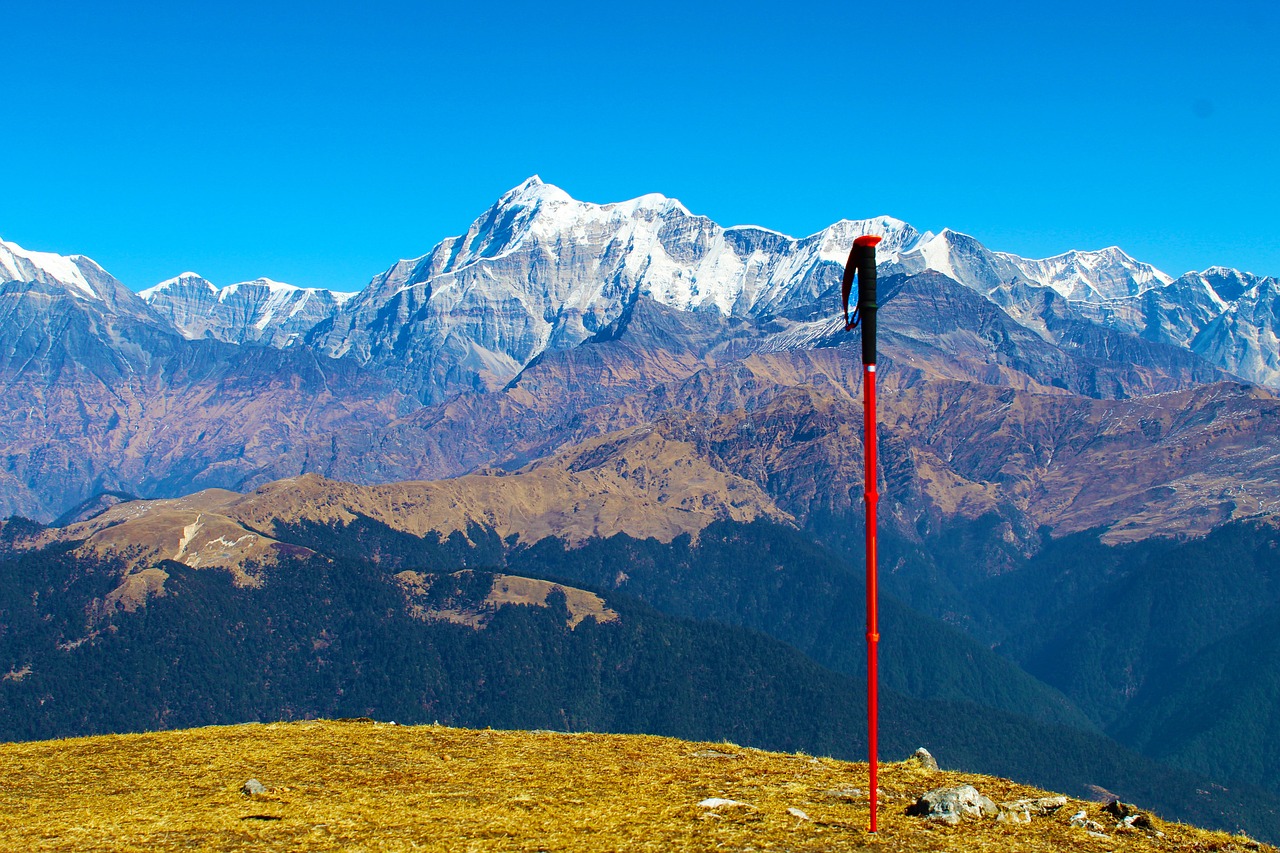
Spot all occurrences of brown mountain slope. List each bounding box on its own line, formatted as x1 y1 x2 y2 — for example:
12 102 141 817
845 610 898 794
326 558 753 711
236 427 785 545
0 721 1268 852
34 488 308 585
33 365 1279 581
0 343 407 522
30 426 787 576
494 347 1280 545
8 282 1273 553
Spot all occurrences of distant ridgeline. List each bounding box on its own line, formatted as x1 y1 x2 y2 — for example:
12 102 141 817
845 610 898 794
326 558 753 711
3 513 1280 841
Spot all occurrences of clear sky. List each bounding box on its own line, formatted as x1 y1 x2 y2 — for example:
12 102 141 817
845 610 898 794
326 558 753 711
4 0 1277 291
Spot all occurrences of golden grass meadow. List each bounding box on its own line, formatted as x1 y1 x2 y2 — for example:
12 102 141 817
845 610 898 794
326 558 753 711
1 720 1273 852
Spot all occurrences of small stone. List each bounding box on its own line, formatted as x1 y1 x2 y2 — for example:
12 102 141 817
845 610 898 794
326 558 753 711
787 807 810 821
1029 796 1069 814
1116 812 1156 831
1069 810 1106 834
1001 795 1067 817
242 779 267 796
822 788 861 801
996 804 1031 824
698 798 751 809
908 747 939 771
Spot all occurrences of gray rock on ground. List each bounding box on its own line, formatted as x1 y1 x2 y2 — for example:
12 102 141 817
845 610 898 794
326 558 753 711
1070 809 1108 836
693 749 741 760
241 778 267 796
908 747 939 770
1104 800 1158 832
997 795 1069 824
907 785 998 825
997 802 1032 824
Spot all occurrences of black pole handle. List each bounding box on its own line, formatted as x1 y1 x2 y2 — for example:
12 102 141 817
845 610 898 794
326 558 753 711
842 235 882 365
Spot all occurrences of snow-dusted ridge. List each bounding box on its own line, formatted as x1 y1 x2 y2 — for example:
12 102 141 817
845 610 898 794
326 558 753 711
4 178 1278 389
140 271 358 345
1 238 98 300
994 246 1174 301
142 273 356 302
304 177 1280 398
140 272 217 298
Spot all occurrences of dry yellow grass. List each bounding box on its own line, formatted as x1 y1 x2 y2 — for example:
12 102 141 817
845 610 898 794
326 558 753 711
0 721 1272 852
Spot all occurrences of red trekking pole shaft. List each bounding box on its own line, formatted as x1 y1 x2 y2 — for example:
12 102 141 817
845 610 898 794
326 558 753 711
842 233 882 832
864 358 880 832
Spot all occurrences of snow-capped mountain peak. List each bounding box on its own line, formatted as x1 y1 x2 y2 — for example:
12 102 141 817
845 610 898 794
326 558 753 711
140 272 217 299
141 273 358 346
0 238 99 300
994 245 1173 301
218 278 302 300
1195 266 1267 304
602 191 692 219
888 227 1021 296
913 228 975 282
813 216 923 264
493 175 574 215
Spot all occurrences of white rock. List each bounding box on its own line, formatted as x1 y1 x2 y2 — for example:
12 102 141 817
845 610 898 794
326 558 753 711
698 798 750 809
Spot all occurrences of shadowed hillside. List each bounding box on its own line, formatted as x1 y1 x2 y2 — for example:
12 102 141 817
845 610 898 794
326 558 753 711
4 524 1280 840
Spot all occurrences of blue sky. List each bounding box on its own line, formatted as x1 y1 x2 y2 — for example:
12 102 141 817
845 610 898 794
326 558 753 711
4 0 1277 290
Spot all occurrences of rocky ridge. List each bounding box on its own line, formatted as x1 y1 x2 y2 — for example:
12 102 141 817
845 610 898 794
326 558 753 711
141 273 357 347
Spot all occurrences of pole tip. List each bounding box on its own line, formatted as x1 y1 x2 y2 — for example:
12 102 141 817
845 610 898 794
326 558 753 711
854 235 883 247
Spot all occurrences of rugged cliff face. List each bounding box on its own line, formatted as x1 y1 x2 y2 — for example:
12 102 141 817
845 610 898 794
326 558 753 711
141 273 357 347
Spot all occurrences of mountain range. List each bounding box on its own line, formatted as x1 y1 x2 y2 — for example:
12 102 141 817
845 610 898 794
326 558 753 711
4 178 1280 838
3 176 1277 527
136 178 1280 398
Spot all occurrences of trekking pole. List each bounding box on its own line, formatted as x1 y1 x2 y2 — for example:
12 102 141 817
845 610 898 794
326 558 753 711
842 233 882 832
